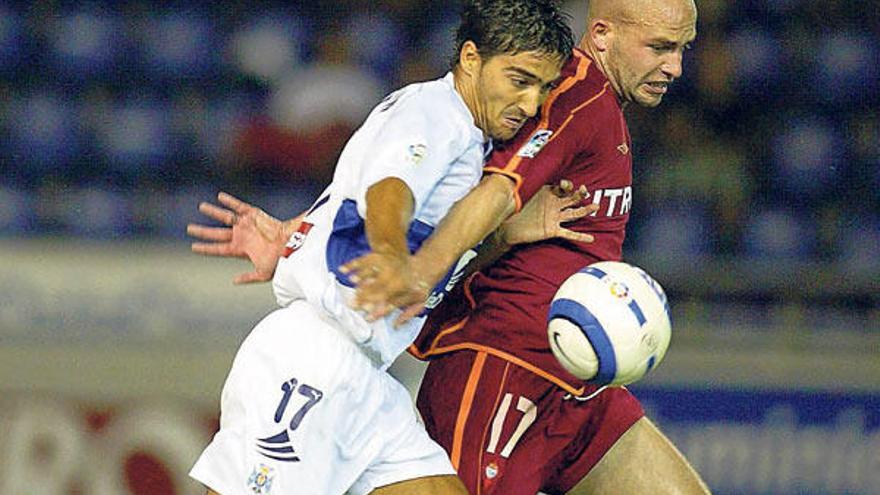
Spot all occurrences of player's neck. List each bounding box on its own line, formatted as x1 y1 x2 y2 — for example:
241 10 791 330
452 67 489 141
578 36 629 109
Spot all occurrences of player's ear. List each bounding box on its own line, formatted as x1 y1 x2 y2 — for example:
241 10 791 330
590 19 612 52
458 40 483 76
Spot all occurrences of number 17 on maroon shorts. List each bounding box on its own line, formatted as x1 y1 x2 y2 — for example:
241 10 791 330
416 349 645 495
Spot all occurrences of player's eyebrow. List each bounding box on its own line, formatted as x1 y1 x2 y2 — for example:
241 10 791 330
647 36 694 49
504 66 541 82
646 27 697 46
647 36 679 46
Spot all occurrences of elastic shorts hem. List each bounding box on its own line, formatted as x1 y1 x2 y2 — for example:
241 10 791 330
189 464 234 495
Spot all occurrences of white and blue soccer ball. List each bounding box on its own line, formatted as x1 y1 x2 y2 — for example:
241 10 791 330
547 261 672 386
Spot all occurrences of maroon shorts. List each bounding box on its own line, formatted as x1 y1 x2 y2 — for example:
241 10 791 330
417 350 644 495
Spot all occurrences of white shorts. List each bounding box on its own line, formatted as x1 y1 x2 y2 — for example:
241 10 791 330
190 301 455 495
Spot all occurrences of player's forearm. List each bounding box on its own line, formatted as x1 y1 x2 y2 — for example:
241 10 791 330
412 174 517 286
364 178 415 256
462 228 511 276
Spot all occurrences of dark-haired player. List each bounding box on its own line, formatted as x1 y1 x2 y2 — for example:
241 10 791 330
187 1 573 494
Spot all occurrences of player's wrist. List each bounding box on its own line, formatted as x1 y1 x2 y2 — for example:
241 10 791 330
370 241 409 260
493 223 515 248
409 253 443 293
280 218 299 239
413 277 432 299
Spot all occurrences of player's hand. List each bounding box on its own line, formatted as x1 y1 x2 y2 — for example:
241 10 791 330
497 180 597 246
394 301 427 327
340 251 431 323
187 191 295 284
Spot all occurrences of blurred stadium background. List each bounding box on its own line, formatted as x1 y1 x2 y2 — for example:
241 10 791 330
0 0 878 493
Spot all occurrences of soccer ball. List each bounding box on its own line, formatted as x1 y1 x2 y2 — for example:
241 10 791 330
547 261 671 386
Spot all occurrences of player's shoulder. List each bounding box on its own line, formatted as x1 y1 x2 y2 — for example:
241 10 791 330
391 74 472 126
363 74 483 166
549 49 621 122
371 73 477 150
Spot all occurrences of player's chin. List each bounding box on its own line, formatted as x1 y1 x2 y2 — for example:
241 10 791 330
491 125 520 142
635 92 664 108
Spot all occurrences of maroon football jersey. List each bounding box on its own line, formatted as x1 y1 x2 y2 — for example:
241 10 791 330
412 49 633 395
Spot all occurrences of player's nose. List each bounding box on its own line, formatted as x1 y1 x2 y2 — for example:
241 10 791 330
662 52 684 80
520 88 542 118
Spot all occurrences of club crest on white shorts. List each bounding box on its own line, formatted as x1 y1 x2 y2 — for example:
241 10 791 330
247 464 275 494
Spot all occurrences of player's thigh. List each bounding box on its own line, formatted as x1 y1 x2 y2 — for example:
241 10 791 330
347 373 459 495
192 303 384 494
370 474 469 495
419 351 565 495
568 417 711 495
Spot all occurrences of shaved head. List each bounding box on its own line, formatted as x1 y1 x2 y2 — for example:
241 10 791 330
582 0 697 107
588 0 697 30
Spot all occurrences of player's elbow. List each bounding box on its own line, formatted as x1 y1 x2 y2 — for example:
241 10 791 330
481 173 518 218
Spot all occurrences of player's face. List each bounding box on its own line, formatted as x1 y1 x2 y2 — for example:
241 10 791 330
474 51 565 141
605 6 696 107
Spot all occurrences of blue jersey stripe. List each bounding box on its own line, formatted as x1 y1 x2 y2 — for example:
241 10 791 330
326 199 436 288
324 200 461 318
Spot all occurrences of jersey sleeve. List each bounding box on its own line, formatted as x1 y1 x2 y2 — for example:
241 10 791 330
355 91 469 214
484 117 590 213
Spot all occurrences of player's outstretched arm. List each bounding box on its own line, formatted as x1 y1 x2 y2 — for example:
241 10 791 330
187 191 303 284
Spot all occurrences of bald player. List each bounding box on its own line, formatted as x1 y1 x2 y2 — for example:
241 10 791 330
346 0 712 493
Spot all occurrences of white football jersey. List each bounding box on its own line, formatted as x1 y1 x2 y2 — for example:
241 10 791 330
272 72 487 369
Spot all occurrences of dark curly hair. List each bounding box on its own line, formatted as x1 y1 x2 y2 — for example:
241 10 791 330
450 0 574 69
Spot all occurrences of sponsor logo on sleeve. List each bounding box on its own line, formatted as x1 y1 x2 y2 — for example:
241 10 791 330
516 130 553 158
282 222 313 258
407 143 427 165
